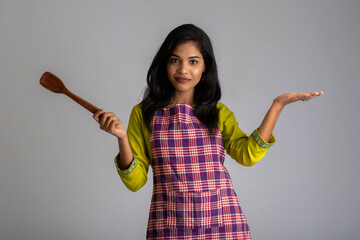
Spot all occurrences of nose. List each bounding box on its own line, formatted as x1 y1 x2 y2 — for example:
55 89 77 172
176 62 188 74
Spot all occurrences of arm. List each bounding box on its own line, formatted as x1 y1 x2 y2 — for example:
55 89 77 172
93 109 134 169
117 134 134 170
219 103 276 166
257 91 323 142
93 105 150 192
257 102 283 143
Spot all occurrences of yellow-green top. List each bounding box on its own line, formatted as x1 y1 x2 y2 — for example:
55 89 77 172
115 102 276 192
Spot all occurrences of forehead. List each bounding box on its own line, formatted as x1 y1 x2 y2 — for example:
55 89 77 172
171 41 202 57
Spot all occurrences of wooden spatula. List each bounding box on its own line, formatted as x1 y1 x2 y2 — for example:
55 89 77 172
40 72 101 114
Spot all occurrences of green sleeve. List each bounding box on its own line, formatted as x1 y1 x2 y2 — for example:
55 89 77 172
114 104 152 192
217 102 276 166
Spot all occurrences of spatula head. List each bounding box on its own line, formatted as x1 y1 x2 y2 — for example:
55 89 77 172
40 72 67 93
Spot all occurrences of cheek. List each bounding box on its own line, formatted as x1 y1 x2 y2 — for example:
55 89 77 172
166 65 174 76
194 68 204 80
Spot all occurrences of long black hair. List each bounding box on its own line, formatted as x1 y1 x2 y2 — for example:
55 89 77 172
141 24 221 134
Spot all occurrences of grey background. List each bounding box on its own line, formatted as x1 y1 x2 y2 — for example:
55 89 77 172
1 0 359 239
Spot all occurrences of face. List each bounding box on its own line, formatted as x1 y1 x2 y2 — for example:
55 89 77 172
166 41 205 99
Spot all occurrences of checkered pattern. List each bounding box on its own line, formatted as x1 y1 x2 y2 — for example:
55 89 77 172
147 104 251 239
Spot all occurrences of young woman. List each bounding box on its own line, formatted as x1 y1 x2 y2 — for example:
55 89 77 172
93 24 323 239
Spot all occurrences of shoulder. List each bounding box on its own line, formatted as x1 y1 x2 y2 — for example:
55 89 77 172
216 102 236 131
132 103 142 112
130 103 143 116
216 102 234 120
216 102 228 110
128 103 145 125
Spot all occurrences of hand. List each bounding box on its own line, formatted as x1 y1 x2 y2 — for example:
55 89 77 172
273 91 324 108
93 110 126 139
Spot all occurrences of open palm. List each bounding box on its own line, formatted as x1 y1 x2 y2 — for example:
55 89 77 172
274 91 323 108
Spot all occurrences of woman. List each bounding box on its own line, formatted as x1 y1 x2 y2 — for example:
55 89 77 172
93 24 323 239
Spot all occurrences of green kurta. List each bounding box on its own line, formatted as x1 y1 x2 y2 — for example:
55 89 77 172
115 102 276 192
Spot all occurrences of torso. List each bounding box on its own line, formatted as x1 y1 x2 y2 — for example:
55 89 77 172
146 104 251 240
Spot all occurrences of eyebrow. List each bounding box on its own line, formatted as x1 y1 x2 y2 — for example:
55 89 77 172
170 53 201 59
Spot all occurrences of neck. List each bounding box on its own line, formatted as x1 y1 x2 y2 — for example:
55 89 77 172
169 92 194 106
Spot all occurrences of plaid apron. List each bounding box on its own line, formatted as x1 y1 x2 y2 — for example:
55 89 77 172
147 104 251 239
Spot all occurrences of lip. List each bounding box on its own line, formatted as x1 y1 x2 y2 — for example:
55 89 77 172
175 77 191 82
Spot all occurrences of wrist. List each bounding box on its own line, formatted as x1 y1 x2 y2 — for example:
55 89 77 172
117 133 128 143
271 99 285 111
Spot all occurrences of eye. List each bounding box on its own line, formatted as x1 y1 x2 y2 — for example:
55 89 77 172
189 60 198 65
169 58 180 63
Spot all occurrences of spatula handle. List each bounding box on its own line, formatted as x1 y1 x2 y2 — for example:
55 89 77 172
63 89 101 114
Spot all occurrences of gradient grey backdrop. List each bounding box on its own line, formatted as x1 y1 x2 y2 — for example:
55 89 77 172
1 0 359 239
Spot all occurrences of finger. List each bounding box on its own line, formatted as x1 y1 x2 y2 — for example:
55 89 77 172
95 109 106 117
306 91 324 99
307 93 317 100
99 113 107 126
310 91 324 97
299 91 323 102
100 112 115 119
104 116 116 130
297 93 310 102
100 112 115 125
109 119 119 132
93 109 106 122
